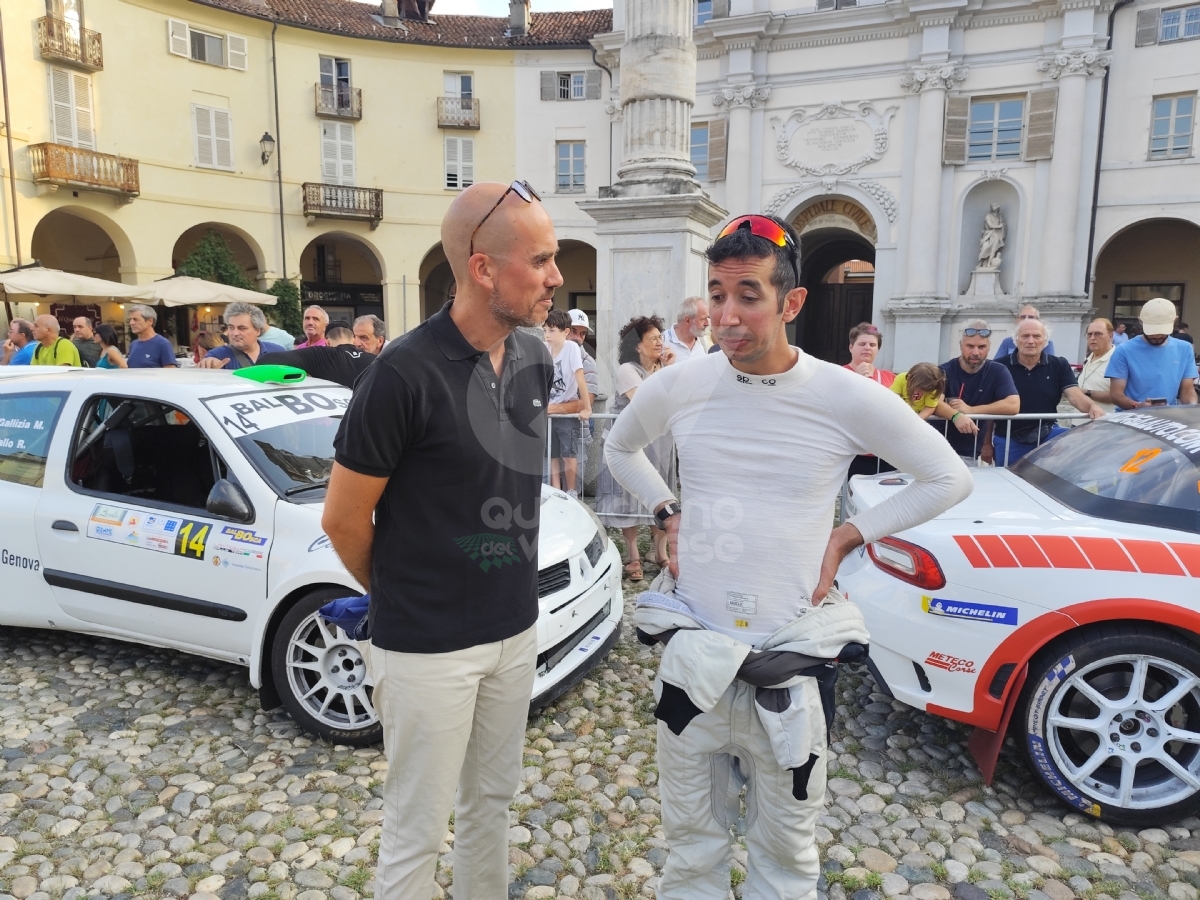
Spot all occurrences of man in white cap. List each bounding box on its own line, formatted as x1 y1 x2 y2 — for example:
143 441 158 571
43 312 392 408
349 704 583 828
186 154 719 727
1106 297 1198 408
566 309 599 407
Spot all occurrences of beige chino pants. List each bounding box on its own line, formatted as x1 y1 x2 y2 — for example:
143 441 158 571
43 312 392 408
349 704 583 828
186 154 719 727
369 625 537 900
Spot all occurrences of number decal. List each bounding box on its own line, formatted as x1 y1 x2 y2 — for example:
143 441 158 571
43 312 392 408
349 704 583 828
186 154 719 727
1119 447 1161 474
174 520 210 560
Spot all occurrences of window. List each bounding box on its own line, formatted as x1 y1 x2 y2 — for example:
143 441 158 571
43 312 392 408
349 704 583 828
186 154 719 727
192 104 233 170
71 396 228 514
1113 284 1184 325
0 393 66 488
47 0 82 32
167 19 246 70
48 68 94 150
320 121 355 186
558 73 585 100
556 141 585 193
1150 94 1195 159
444 72 473 100
968 98 1024 161
445 136 474 190
315 244 341 284
320 57 351 108
691 123 709 180
696 0 713 24
1160 4 1200 40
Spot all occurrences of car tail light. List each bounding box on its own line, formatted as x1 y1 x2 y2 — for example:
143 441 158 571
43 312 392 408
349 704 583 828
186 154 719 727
867 536 946 590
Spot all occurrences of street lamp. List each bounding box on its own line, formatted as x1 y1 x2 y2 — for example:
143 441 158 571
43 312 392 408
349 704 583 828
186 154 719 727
260 132 275 166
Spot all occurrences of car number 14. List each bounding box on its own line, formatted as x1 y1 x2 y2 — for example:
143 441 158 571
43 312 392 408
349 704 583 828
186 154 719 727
174 521 210 560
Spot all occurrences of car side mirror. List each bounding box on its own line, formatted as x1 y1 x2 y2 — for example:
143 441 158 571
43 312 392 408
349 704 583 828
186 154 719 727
206 479 254 523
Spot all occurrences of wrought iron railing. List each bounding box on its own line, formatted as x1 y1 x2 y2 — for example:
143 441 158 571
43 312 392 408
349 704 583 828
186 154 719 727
314 84 362 120
37 16 103 70
437 96 480 129
302 183 383 228
28 143 138 197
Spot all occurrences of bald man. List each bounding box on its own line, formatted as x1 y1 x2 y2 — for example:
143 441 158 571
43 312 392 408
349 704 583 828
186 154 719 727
323 181 560 900
30 315 81 366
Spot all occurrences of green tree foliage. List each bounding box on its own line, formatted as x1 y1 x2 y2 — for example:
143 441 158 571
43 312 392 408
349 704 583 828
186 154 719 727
267 278 302 337
177 230 255 290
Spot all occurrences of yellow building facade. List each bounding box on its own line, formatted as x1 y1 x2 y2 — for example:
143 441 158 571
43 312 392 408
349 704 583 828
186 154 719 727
0 0 608 344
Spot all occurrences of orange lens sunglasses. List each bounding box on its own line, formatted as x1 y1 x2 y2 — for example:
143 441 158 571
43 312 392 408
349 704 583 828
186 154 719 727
717 215 800 286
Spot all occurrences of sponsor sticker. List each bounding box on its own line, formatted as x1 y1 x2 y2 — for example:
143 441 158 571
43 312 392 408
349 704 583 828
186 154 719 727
210 542 267 573
921 595 1018 626
308 534 333 553
220 526 268 547
727 592 758 616
87 504 210 562
1107 411 1200 456
925 652 976 674
204 388 352 437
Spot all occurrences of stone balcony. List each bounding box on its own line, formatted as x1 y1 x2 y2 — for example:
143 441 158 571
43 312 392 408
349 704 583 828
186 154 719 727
302 183 383 229
315 84 362 121
37 16 103 71
437 97 480 129
28 143 138 199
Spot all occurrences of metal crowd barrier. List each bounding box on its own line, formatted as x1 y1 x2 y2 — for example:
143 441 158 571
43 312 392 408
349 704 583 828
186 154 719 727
544 413 678 524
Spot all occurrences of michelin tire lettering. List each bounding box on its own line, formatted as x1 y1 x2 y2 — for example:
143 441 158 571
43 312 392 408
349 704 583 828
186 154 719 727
1025 654 1102 817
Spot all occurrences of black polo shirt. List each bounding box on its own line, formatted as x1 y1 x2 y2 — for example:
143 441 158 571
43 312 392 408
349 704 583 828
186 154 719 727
937 359 1018 456
259 345 375 388
333 303 553 653
997 351 1078 414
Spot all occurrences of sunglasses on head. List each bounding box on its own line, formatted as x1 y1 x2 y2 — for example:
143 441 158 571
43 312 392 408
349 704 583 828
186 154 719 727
469 180 541 256
717 215 800 288
962 328 992 337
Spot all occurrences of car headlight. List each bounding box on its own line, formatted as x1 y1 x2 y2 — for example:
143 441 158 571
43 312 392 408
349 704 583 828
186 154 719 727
578 499 610 560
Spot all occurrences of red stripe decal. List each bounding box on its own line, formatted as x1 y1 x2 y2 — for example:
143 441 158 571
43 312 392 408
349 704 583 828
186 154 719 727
1074 536 1136 572
954 535 991 568
1120 540 1186 576
974 535 1019 568
1033 535 1092 570
1168 543 1200 577
1000 535 1051 568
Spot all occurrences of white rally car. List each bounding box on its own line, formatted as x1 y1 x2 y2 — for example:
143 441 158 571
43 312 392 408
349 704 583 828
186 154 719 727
0 367 622 745
839 409 1200 826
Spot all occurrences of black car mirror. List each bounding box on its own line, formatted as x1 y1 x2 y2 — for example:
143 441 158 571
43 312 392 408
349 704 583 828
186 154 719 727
206 479 254 523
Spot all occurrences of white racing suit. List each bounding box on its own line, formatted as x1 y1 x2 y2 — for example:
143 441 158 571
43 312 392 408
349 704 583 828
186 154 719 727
636 573 869 900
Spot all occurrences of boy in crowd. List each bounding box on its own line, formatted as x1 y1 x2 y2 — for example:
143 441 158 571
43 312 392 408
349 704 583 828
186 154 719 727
543 308 591 497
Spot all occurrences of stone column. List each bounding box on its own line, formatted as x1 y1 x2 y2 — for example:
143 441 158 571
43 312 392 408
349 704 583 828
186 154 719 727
713 82 770 215
899 64 966 301
579 0 726 393
1036 49 1110 298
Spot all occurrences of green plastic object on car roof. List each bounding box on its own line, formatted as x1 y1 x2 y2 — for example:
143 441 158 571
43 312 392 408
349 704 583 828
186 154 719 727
232 365 307 385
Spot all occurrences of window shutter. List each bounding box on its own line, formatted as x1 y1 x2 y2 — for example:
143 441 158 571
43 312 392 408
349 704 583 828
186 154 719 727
168 18 190 56
72 73 95 150
338 122 355 186
213 108 233 169
321 121 340 183
1024 87 1058 161
49 68 76 146
445 136 459 188
226 34 247 70
1135 8 1160 45
585 69 602 100
540 71 556 101
193 105 215 167
707 117 726 181
942 95 969 165
461 137 474 187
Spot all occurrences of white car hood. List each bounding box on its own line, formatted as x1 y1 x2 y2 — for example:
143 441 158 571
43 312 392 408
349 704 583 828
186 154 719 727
848 467 1066 523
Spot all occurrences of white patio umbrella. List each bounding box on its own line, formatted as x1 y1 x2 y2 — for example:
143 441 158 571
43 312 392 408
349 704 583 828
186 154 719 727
0 266 156 300
148 276 276 307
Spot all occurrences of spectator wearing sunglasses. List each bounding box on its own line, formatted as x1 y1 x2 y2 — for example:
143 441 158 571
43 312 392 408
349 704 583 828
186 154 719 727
992 305 1056 359
605 213 971 900
940 319 1020 462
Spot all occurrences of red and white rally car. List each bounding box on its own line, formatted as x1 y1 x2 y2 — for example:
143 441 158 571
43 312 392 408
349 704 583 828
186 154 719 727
838 408 1200 826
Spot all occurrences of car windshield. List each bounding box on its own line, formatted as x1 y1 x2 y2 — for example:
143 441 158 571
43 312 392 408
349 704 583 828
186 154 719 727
1014 412 1200 533
203 386 350 501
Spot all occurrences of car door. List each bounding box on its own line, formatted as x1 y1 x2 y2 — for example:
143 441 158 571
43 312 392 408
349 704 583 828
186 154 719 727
0 389 71 628
34 389 276 661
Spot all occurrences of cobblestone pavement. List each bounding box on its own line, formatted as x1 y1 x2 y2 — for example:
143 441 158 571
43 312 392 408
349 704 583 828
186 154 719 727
2 574 1199 900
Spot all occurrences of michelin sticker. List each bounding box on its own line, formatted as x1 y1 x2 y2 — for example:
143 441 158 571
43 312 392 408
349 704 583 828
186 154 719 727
204 388 352 437
1024 653 1100 817
921 595 1018 626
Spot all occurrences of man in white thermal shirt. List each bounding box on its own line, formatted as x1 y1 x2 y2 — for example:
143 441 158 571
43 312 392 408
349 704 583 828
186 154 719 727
605 214 972 900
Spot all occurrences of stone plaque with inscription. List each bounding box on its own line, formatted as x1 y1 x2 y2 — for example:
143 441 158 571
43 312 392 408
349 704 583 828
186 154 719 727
771 101 898 177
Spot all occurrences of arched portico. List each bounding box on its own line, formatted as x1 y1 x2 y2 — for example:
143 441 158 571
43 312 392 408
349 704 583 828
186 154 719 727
299 232 386 328
1093 217 1200 333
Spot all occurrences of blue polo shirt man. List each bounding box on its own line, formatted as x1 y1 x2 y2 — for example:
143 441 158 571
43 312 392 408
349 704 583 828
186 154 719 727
1106 299 1198 408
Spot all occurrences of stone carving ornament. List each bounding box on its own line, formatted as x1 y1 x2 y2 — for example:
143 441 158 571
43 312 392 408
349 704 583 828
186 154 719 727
770 101 898 177
712 83 772 110
764 178 898 224
1036 49 1112 79
900 64 968 93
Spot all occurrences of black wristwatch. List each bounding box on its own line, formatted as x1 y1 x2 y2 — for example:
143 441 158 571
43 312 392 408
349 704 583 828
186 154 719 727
655 501 681 525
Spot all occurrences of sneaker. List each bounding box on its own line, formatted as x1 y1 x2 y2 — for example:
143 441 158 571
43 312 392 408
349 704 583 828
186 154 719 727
567 490 579 500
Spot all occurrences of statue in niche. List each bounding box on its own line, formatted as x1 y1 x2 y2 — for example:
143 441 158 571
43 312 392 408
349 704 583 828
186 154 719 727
977 204 1005 270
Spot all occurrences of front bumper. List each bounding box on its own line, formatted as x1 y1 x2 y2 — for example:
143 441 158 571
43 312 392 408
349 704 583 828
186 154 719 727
530 542 624 710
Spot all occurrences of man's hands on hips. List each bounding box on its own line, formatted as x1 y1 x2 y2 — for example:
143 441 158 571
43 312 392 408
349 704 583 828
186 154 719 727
815 523 864 604
654 503 682 579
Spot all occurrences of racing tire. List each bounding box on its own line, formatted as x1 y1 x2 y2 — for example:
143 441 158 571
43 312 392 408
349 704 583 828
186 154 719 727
271 588 382 747
1016 622 1200 826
